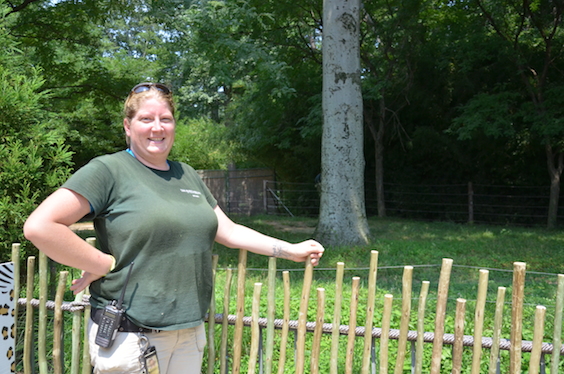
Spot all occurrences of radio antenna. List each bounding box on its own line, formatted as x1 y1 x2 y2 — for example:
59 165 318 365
116 262 134 310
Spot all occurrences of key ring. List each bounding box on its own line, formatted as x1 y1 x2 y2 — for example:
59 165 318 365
138 334 149 373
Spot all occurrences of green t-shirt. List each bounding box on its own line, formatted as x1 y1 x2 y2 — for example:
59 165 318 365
63 150 218 330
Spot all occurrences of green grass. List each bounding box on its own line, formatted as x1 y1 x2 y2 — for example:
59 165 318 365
206 215 564 373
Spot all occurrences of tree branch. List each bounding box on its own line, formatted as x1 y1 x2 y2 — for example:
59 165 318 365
7 0 42 16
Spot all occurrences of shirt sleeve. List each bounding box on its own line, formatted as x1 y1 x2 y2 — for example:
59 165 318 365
61 158 115 219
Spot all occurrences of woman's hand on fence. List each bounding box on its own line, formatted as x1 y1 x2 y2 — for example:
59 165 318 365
70 271 102 295
291 239 324 266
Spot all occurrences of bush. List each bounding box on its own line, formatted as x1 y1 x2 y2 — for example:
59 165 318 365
0 6 73 261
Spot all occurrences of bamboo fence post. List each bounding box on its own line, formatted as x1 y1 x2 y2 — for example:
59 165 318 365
277 271 291 374
53 271 68 374
488 287 506 374
361 251 378 374
510 262 526 374
207 254 219 374
232 249 247 374
380 294 394 374
38 251 48 374
220 268 233 374
330 262 345 374
82 237 96 374
452 298 466 374
296 257 313 374
394 266 413 374
430 258 453 374
265 257 277 374
345 277 361 374
415 281 430 374
471 269 489 374
551 274 564 373
11 244 20 361
310 288 325 374
23 256 35 374
528 305 546 374
82 288 91 374
71 289 85 374
248 283 263 374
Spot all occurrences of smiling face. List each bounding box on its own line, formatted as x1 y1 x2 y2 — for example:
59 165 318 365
124 97 176 170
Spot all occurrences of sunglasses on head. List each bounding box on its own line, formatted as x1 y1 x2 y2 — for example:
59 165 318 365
131 82 172 95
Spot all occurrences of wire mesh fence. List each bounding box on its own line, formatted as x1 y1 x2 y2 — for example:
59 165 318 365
198 168 564 226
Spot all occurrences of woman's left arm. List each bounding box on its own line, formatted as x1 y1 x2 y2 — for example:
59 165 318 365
214 206 324 266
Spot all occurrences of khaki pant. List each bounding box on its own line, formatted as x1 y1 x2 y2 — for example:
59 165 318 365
88 320 206 374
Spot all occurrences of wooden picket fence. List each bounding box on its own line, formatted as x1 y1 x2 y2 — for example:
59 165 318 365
10 240 564 374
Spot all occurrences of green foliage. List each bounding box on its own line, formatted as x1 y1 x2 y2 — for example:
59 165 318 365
0 5 73 261
169 117 236 170
163 0 323 180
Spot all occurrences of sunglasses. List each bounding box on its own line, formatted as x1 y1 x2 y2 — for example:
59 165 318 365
131 82 172 95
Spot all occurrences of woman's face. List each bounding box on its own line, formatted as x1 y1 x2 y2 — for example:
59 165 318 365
124 97 176 170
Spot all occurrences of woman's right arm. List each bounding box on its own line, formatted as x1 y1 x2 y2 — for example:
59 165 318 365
23 187 114 277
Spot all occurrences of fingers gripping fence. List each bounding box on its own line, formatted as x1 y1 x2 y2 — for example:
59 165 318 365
10 241 564 374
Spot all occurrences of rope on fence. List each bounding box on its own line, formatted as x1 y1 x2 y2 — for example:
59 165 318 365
207 313 563 355
17 294 89 313
19 296 562 355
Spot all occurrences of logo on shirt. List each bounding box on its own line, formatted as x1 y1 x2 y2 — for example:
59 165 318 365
180 189 202 198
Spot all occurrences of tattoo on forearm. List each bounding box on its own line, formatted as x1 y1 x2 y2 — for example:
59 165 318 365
273 241 291 259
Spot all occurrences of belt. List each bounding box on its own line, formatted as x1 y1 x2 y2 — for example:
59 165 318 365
91 307 161 333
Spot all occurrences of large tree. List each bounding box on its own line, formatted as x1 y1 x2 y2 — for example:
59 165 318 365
315 0 370 246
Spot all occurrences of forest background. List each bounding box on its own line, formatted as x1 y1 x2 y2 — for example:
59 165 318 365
1 0 564 258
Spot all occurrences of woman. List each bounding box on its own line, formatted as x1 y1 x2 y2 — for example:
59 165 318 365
23 82 325 374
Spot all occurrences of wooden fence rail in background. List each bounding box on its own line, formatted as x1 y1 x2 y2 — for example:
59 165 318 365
10 241 564 374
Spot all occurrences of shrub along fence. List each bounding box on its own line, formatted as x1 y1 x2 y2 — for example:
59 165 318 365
9 240 564 374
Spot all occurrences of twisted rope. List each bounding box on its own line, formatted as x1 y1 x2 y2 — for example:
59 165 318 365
208 313 563 355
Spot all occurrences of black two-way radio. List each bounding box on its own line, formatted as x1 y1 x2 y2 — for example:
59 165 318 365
95 262 134 348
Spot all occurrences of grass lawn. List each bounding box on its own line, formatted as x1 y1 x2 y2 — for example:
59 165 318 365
208 215 564 372
213 215 564 302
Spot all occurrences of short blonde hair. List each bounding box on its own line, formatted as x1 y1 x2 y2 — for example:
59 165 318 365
124 84 175 120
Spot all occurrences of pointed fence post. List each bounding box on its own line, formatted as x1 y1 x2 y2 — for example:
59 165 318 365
394 266 413 374
529 306 546 374
551 274 564 373
430 258 453 374
265 257 277 374
277 271 291 374
296 257 313 374
232 249 248 374
330 262 345 374
23 257 35 374
510 262 526 374
472 269 489 374
220 268 233 374
345 277 360 374
361 251 378 374
415 281 430 374
452 298 466 374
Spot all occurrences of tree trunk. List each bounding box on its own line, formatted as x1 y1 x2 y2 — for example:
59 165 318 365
315 0 370 246
375 99 386 217
365 100 386 218
546 144 563 229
